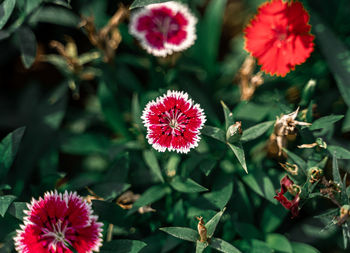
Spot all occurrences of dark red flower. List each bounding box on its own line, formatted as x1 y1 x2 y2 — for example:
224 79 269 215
129 1 197 57
244 0 314 76
274 175 300 217
141 90 206 153
14 191 103 253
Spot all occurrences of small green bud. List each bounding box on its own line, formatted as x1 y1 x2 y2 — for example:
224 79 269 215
226 121 242 143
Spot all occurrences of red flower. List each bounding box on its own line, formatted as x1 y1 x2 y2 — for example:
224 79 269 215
129 1 197 57
14 191 103 253
274 175 300 217
141 90 206 153
244 0 314 76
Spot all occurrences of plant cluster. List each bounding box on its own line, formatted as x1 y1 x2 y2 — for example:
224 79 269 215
0 0 350 252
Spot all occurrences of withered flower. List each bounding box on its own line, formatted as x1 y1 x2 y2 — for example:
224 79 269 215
279 162 299 175
80 4 129 62
274 175 301 218
269 108 311 156
236 55 264 100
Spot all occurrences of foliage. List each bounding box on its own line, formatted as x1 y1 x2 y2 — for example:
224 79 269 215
0 0 350 252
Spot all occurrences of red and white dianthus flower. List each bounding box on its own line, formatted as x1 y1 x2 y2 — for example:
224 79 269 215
14 191 103 253
141 90 206 153
129 1 197 57
244 0 314 76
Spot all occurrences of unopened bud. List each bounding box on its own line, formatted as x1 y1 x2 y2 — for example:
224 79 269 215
316 138 327 149
226 121 242 143
196 216 207 242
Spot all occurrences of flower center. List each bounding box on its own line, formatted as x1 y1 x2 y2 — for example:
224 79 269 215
41 219 72 251
159 107 189 136
152 14 180 39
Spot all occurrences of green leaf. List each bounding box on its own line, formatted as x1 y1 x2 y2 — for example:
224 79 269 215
98 81 129 137
209 238 241 253
242 172 275 204
159 227 198 242
25 0 42 14
206 208 226 238
328 145 350 159
202 125 226 143
332 153 341 185
128 185 170 214
200 159 217 176
203 180 233 210
260 204 287 233
61 133 110 155
227 142 248 173
7 202 27 220
266 234 293 253
92 200 127 225
196 241 208 253
132 93 143 128
196 0 227 75
91 182 130 200
241 121 274 142
221 101 235 131
29 6 80 27
0 195 16 217
309 115 344 130
130 0 171 9
291 242 320 253
236 222 263 240
100 240 147 253
143 150 164 183
311 14 350 108
0 0 16 29
170 176 208 193
0 127 25 180
17 26 37 69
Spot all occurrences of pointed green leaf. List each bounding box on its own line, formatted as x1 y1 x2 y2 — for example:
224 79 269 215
332 153 341 185
130 0 171 9
200 159 217 176
241 121 274 143
0 195 16 217
170 176 208 193
100 240 147 253
98 81 129 137
92 200 127 225
206 208 226 238
128 185 170 214
132 93 143 128
0 127 25 180
29 6 80 27
309 115 344 130
266 234 292 253
202 125 226 143
242 172 276 204
0 0 16 29
203 180 233 210
196 241 208 253
7 202 27 220
17 26 37 69
159 227 198 242
143 150 164 183
221 101 235 130
328 145 350 159
291 242 320 253
311 14 350 108
209 238 241 253
227 142 247 173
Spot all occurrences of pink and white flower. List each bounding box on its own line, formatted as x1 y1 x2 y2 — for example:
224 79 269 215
141 90 206 153
129 1 197 57
14 191 103 253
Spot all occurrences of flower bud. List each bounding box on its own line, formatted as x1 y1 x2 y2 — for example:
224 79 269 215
226 121 242 143
196 216 207 242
